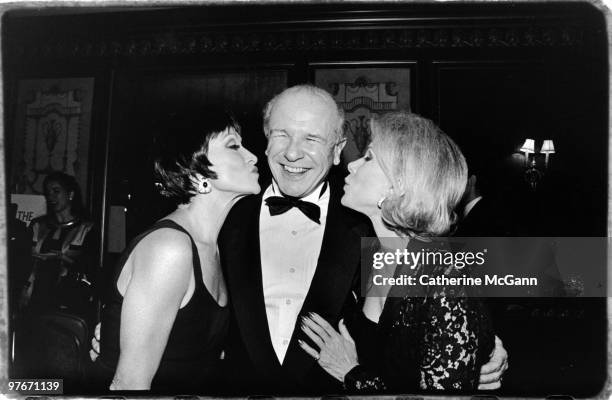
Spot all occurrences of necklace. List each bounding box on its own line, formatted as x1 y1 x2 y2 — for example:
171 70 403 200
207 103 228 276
58 219 78 228
51 217 79 228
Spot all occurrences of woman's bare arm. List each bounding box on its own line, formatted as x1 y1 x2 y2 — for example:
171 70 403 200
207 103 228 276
111 229 193 390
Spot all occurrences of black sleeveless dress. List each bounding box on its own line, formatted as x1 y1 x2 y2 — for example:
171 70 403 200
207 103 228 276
95 220 229 393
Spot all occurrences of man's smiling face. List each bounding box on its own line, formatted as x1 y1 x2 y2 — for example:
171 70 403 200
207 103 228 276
265 90 345 198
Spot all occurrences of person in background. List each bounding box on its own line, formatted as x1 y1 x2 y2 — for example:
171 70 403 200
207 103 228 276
453 170 514 238
299 111 502 392
23 172 95 312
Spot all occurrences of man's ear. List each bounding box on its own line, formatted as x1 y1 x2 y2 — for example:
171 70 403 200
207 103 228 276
332 138 347 165
264 139 272 157
468 174 477 189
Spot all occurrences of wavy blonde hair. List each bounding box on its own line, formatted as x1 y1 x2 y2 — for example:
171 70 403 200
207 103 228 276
371 111 467 238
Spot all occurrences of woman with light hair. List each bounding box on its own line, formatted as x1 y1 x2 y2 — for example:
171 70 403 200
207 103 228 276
299 111 495 392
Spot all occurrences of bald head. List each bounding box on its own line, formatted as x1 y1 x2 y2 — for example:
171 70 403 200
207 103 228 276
263 84 345 143
263 84 347 197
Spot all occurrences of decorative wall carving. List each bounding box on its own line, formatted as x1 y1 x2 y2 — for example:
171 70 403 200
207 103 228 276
8 25 586 61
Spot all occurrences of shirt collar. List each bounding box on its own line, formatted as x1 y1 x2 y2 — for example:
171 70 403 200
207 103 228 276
267 180 328 204
463 196 483 218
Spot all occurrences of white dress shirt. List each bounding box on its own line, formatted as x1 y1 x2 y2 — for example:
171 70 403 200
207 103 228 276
259 180 330 363
463 195 483 218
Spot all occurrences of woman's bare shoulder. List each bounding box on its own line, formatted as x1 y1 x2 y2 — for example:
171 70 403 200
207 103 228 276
129 227 193 277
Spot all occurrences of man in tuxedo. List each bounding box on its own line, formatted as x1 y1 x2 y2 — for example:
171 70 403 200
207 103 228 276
218 85 369 394
218 85 508 394
454 172 562 295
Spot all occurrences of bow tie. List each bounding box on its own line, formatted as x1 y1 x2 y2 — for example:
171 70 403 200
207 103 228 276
265 195 321 224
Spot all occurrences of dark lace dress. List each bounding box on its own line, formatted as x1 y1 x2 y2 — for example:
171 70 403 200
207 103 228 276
344 241 494 393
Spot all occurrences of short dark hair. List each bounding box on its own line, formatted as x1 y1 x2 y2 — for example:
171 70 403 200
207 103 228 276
153 107 241 204
43 171 87 218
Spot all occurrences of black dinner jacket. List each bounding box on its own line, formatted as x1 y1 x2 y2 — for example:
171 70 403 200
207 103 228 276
453 197 515 238
218 177 373 395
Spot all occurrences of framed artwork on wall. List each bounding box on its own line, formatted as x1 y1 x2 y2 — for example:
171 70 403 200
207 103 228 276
313 63 415 164
10 77 95 196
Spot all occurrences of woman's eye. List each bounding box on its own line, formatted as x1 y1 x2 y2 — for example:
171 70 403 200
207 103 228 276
228 144 240 150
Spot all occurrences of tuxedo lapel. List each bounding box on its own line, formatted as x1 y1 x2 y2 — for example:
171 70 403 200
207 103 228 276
281 182 364 383
220 194 283 377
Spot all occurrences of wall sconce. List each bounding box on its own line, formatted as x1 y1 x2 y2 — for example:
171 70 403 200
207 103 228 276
519 138 555 189
540 139 555 169
520 138 535 166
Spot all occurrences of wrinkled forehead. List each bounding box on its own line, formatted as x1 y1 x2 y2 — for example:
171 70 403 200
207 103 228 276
269 91 336 136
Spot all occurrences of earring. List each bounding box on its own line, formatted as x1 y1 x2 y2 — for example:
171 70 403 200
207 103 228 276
197 179 211 194
377 197 386 209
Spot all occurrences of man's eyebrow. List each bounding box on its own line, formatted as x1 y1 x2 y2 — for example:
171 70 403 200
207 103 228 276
269 128 288 134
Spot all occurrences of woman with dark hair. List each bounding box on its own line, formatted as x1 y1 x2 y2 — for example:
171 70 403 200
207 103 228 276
299 111 496 392
23 171 94 311
95 108 260 392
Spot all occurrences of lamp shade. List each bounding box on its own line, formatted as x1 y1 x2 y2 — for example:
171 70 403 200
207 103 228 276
520 138 535 153
541 139 555 154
